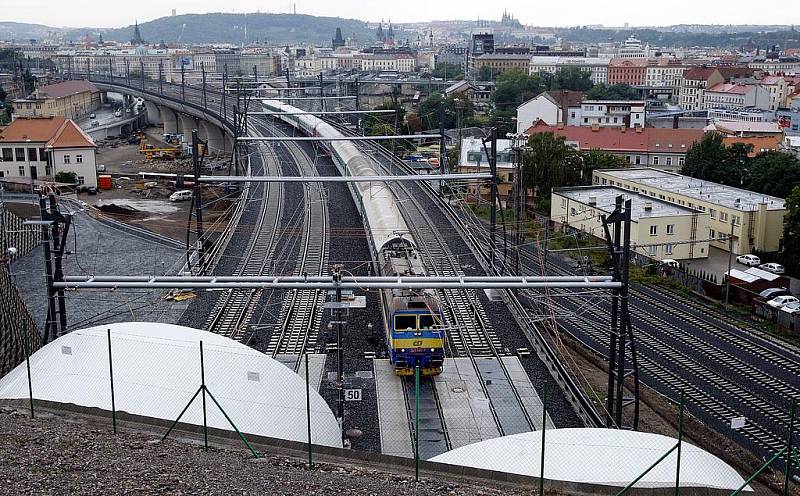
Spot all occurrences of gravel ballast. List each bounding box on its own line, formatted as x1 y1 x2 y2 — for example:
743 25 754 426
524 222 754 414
0 407 533 495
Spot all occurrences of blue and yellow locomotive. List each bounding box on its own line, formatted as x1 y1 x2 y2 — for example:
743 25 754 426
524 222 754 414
380 238 445 377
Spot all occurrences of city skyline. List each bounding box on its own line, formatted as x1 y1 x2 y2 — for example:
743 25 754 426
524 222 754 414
2 0 797 31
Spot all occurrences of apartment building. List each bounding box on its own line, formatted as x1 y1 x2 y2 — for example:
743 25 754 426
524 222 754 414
593 168 786 254
550 185 709 260
529 56 610 84
567 100 646 128
0 116 98 188
607 58 648 85
679 67 725 111
702 83 770 111
526 121 703 172
645 59 687 90
515 90 584 132
12 80 101 120
473 53 531 76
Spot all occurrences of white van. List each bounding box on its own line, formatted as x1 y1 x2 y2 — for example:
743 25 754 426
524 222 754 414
169 190 192 202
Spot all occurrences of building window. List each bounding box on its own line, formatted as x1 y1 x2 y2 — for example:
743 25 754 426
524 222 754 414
561 198 567 208
635 156 641 165
64 155 71 164
665 243 674 255
76 154 83 164
77 176 85 185
45 165 51 175
1 148 12 161
18 166 25 176
653 156 659 165
720 212 728 222
666 224 674 235
28 148 37 162
570 207 577 216
39 148 46 161
710 229 716 239
648 245 658 256
709 208 716 219
15 148 25 161
649 225 658 236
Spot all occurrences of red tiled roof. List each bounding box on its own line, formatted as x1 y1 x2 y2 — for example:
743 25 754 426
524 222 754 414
47 119 95 149
682 67 719 81
0 116 66 143
609 58 648 67
35 80 98 100
524 121 703 154
722 135 782 157
0 116 94 148
706 82 753 95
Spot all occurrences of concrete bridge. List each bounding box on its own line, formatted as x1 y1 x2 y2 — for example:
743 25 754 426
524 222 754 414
83 75 235 154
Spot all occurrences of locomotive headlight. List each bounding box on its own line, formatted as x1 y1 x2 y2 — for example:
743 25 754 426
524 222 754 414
401 349 406 352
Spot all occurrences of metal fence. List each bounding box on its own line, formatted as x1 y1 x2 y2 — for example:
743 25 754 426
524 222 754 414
4 324 798 495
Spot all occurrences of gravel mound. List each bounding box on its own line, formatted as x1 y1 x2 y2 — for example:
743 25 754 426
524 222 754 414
0 408 530 495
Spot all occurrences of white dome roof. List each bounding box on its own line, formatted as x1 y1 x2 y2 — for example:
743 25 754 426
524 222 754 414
0 322 342 448
430 428 749 491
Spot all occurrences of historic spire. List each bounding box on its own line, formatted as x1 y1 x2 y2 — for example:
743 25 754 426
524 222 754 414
131 20 145 45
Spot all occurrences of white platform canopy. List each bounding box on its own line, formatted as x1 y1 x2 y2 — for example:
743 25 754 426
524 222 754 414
430 428 750 491
0 323 342 448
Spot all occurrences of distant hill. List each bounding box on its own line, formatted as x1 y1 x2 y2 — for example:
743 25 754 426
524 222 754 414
68 13 409 46
0 22 64 42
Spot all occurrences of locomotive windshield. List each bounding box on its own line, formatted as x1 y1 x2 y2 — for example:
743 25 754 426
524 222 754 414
394 315 417 331
419 314 440 329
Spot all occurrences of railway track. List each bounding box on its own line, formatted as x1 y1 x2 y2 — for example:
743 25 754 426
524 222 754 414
264 124 329 368
204 118 285 340
517 244 798 460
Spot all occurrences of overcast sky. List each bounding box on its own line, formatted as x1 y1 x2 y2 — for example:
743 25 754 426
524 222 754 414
3 0 795 29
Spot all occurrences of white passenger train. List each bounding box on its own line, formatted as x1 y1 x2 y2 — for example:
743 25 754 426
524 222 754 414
262 99 445 376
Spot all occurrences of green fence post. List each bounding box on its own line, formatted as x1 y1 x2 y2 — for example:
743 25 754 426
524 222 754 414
731 447 788 496
204 389 259 458
540 382 548 495
616 444 679 496
23 321 34 419
305 352 313 470
107 328 117 434
200 340 208 452
415 365 420 483
784 398 796 496
675 391 685 496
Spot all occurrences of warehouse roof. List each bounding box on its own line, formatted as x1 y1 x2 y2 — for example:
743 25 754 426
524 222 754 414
0 322 342 448
595 168 786 211
554 185 700 219
430 429 750 491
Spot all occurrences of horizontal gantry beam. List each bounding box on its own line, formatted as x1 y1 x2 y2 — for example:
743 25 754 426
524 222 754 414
197 173 492 183
56 275 621 290
237 134 441 141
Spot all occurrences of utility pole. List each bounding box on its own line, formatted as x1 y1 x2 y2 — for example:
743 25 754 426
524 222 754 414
725 218 736 306
108 58 113 80
181 63 186 101
489 128 498 269
601 196 640 430
438 102 446 176
47 195 70 337
333 264 345 442
39 196 58 343
319 72 325 112
158 60 163 95
354 76 360 112
201 62 207 109
222 65 228 122
125 59 130 87
191 130 206 272
140 59 145 90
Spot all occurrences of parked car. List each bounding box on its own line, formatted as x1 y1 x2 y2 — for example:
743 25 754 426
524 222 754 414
780 301 800 315
169 190 193 202
758 262 785 274
86 186 98 195
660 259 680 269
89 113 96 119
91 120 100 127
736 254 761 266
767 295 799 308
759 287 793 300
96 164 106 172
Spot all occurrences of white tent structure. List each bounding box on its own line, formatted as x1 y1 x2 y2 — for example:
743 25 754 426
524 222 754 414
0 322 342 448
430 428 750 491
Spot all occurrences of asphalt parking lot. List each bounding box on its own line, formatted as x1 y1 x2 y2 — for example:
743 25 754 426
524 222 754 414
678 246 800 294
